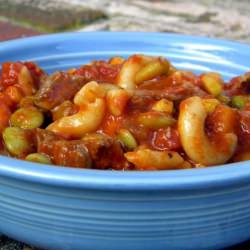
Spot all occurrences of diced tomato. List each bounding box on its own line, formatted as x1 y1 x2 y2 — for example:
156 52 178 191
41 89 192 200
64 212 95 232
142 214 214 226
0 91 14 108
5 85 24 106
24 62 45 88
99 114 123 137
75 61 120 83
1 62 23 89
225 72 250 96
151 127 181 151
75 65 98 80
98 63 119 83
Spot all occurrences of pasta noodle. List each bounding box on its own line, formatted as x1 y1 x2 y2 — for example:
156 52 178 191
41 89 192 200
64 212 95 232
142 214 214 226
178 96 237 165
47 81 106 138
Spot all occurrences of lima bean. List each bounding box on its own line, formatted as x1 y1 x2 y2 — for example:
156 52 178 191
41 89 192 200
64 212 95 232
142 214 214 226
10 107 44 129
117 129 138 150
3 127 33 157
25 153 51 164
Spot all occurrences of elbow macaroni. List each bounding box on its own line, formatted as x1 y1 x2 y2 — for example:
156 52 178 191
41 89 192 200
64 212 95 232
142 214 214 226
117 55 150 90
47 81 106 138
178 96 237 166
124 149 185 170
117 55 170 90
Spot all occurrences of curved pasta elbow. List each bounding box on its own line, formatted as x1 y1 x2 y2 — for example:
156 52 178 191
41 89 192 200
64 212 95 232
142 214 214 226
117 55 152 90
125 149 184 170
106 89 130 116
178 96 237 166
47 81 106 138
47 99 105 138
117 55 170 90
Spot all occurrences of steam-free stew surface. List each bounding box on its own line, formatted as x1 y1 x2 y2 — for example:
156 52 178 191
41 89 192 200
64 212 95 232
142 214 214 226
0 55 250 170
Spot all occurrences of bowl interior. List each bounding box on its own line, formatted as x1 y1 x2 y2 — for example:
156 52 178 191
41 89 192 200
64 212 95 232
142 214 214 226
0 31 250 189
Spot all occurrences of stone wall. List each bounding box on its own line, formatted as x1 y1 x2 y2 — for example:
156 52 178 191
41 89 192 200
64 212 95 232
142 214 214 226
0 0 249 42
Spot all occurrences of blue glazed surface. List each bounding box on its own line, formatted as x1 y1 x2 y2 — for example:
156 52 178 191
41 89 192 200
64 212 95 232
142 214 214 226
0 32 250 250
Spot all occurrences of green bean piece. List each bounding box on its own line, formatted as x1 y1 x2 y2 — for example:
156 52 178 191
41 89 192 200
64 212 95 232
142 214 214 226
117 129 138 150
3 127 33 157
10 107 44 129
137 112 176 129
231 95 249 109
25 153 51 164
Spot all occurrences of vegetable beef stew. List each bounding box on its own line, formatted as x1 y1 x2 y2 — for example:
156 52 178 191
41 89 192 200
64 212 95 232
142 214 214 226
0 55 249 170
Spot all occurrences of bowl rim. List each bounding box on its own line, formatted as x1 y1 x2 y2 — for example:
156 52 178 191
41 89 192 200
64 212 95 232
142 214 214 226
0 30 249 50
0 31 250 191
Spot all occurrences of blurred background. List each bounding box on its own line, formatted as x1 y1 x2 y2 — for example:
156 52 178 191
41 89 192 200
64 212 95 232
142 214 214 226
0 0 250 249
0 0 249 43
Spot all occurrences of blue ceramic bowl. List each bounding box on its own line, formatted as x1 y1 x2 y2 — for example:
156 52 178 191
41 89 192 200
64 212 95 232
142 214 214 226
0 32 250 250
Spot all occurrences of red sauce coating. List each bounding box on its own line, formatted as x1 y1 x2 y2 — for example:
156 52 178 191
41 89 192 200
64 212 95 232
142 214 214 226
0 56 249 170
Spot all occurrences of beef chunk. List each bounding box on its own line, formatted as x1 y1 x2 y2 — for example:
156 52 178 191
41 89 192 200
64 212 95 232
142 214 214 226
81 133 129 170
34 72 86 110
35 129 91 168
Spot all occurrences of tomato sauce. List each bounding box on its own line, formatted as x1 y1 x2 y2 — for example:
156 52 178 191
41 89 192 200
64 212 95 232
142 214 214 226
0 55 249 170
